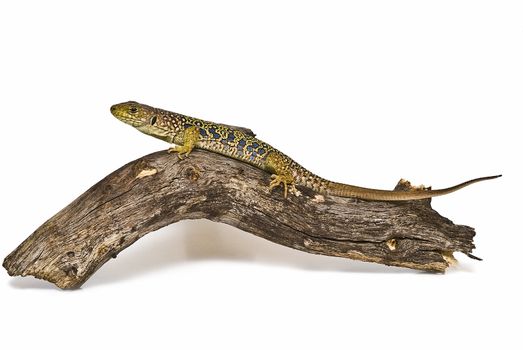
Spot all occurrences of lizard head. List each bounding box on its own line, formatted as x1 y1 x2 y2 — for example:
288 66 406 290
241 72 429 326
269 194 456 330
110 101 156 127
110 101 173 142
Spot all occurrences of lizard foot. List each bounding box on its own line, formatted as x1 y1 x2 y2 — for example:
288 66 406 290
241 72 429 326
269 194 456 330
168 145 193 159
167 126 199 159
269 174 296 198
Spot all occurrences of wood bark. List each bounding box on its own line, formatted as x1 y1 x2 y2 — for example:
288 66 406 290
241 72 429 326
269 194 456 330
3 150 479 289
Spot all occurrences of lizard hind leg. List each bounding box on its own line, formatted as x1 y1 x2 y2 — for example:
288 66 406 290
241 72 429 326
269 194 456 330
265 151 297 198
269 173 296 198
168 125 200 159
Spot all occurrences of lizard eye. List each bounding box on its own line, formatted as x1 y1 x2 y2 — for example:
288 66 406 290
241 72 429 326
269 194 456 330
129 106 138 114
150 116 157 125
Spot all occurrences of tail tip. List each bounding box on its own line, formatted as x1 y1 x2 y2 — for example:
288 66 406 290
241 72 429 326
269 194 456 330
485 174 502 181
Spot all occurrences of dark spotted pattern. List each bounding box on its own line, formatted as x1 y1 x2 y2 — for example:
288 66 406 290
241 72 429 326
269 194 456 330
165 114 275 169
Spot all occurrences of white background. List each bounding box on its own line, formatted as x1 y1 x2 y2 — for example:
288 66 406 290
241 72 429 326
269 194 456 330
1 1 521 349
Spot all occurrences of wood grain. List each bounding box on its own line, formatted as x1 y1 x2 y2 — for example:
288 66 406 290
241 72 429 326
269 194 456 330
3 150 478 289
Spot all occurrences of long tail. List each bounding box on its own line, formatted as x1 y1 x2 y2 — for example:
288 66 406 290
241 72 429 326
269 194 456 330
324 175 501 201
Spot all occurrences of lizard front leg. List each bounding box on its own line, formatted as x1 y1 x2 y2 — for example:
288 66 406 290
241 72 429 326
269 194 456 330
265 151 296 198
168 125 200 159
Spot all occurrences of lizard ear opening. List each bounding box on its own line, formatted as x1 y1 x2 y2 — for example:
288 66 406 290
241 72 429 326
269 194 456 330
150 116 157 125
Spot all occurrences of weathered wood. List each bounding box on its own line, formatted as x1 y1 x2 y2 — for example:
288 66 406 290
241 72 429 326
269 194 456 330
3 150 478 289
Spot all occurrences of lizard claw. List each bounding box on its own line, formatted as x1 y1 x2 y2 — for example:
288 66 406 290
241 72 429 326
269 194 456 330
168 146 191 159
268 174 295 199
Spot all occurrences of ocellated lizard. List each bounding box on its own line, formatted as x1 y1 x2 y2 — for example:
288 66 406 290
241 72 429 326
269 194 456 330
110 101 500 200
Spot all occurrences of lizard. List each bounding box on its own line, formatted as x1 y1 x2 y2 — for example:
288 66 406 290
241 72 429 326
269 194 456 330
110 101 500 200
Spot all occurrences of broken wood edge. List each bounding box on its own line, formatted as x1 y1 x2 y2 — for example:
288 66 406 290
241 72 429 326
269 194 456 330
3 150 478 289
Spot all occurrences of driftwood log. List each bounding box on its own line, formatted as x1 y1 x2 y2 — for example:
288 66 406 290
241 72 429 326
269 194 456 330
3 149 479 289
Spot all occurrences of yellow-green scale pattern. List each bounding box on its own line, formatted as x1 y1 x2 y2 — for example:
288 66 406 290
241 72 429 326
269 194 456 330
174 113 329 193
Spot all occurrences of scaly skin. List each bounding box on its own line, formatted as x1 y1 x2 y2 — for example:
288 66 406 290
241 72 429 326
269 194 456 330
110 101 500 200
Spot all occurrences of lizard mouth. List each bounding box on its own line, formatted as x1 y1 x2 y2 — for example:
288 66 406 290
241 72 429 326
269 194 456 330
118 116 144 127
110 108 144 127
114 115 142 127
